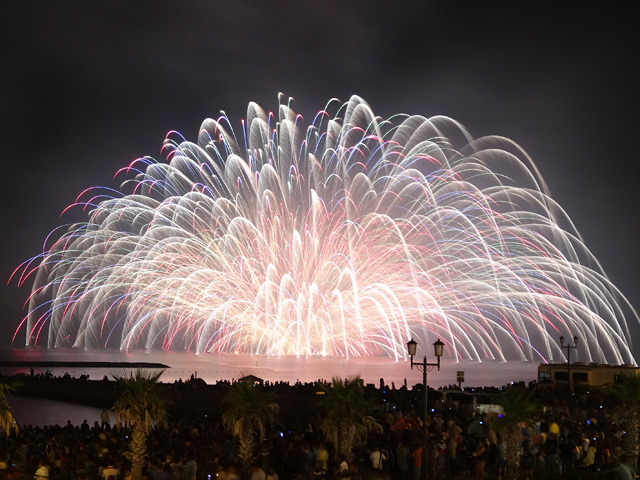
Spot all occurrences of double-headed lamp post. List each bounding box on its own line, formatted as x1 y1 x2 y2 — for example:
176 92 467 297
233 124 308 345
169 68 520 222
559 335 579 393
407 338 444 480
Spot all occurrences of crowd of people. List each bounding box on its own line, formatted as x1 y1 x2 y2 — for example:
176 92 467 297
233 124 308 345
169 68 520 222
0 376 638 480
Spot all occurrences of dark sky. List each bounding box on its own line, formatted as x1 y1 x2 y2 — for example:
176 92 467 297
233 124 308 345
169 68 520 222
1 2 638 353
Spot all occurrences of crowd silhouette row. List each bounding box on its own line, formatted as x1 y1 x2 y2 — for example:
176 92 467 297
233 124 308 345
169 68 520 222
1 371 639 480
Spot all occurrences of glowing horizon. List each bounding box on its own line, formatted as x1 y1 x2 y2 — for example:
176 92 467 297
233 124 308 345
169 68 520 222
12 95 639 364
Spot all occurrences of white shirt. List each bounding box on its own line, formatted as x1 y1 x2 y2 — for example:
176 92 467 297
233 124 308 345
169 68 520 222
370 450 386 470
34 465 49 480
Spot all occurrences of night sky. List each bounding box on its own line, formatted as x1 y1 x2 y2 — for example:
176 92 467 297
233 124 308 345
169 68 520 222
2 3 638 355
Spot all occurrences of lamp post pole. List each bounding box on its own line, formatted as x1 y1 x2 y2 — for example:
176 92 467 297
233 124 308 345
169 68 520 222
559 335 579 405
407 338 444 480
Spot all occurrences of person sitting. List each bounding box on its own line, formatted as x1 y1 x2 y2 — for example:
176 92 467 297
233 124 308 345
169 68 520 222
333 456 349 479
34 459 49 480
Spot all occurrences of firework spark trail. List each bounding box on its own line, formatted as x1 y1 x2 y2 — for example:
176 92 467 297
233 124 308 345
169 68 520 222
11 95 639 364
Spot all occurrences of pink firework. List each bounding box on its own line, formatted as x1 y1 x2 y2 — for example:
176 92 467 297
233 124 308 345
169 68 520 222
12 95 639 364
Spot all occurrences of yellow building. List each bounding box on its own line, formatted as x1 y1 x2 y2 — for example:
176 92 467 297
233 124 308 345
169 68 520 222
538 362 640 388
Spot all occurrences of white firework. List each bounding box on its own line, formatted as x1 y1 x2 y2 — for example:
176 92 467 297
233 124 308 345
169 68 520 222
13 95 639 364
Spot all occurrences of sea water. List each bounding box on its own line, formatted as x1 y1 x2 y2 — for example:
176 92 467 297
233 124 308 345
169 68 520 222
0 348 538 387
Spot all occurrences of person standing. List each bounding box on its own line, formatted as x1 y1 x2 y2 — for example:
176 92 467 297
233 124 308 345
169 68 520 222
446 427 459 478
316 443 329 475
184 453 197 480
410 444 422 480
395 443 409 480
100 410 110 428
370 445 387 471
496 434 507 480
473 439 487 480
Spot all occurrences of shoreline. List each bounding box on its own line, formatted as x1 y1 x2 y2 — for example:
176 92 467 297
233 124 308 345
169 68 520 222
0 360 170 368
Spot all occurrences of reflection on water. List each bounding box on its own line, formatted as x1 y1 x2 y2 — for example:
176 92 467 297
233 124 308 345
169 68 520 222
11 395 106 428
0 348 539 387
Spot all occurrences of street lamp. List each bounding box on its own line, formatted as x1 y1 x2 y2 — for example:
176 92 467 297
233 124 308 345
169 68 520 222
559 335 579 394
407 338 444 480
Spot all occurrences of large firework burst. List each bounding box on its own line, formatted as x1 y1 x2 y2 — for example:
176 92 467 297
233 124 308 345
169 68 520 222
12 95 639 363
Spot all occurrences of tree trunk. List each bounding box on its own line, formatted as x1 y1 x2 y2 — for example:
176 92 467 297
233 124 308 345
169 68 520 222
622 407 639 472
503 427 521 479
130 422 148 480
237 425 255 467
338 424 355 459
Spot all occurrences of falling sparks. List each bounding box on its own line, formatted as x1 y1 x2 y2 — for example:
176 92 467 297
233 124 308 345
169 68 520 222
12 95 639 364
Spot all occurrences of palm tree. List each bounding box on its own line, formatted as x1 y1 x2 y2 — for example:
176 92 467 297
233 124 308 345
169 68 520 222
318 376 383 459
222 378 279 466
113 369 168 480
607 373 640 471
494 385 540 479
0 382 20 436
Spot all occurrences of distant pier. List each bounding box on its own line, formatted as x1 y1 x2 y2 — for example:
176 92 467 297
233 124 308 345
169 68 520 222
0 360 170 368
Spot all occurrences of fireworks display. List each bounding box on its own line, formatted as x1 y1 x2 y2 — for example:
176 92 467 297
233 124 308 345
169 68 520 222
12 95 639 364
